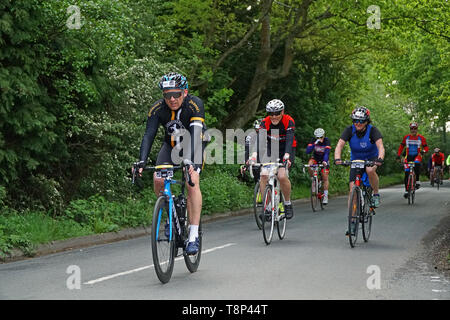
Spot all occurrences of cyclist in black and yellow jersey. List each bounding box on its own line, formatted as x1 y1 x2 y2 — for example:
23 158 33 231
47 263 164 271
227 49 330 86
135 72 207 255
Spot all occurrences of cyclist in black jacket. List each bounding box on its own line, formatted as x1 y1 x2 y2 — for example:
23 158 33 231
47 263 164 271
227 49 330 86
135 72 206 255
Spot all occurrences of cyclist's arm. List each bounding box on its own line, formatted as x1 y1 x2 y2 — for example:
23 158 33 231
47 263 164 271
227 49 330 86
305 138 315 154
334 138 346 161
284 118 295 157
323 138 331 163
420 135 429 153
375 138 385 161
139 112 160 163
187 97 206 166
397 136 407 156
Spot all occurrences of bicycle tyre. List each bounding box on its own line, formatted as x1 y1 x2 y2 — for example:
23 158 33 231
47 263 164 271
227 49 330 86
319 178 324 210
151 196 175 284
277 192 286 240
407 174 414 205
348 187 360 248
183 218 202 273
310 177 318 212
362 190 372 242
262 184 275 245
253 181 263 229
436 171 440 190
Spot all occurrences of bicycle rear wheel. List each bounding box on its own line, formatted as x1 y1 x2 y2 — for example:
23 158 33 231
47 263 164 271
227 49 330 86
183 217 202 273
262 185 275 245
348 187 360 248
253 181 263 229
151 196 175 284
277 192 286 240
310 177 319 212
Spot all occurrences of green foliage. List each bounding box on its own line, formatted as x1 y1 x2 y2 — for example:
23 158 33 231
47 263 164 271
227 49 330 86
0 0 447 255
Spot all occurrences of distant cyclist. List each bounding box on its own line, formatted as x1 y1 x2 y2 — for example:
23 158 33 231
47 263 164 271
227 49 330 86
430 147 445 185
242 119 263 183
248 99 297 219
334 106 385 208
134 72 207 255
305 128 331 204
397 122 429 198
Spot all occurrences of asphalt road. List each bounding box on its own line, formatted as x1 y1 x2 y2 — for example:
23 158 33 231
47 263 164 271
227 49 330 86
1 181 449 300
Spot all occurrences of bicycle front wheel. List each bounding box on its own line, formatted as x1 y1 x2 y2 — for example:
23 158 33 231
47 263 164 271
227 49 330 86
277 192 286 240
436 172 440 190
348 187 360 248
151 196 175 284
262 185 275 245
407 174 415 205
310 177 319 212
362 192 372 242
253 181 263 229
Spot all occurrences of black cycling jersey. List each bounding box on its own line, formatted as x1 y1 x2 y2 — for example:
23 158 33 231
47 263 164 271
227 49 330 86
139 94 206 165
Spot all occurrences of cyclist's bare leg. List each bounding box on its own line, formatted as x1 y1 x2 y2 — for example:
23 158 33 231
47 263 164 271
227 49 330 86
278 168 291 201
307 158 315 176
186 171 201 226
348 182 355 213
366 166 379 194
322 171 329 191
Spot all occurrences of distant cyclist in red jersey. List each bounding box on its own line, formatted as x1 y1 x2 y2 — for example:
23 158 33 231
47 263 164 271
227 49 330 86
430 147 445 186
397 122 429 198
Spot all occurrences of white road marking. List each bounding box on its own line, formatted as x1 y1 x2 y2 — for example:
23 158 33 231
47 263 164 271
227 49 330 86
83 243 236 285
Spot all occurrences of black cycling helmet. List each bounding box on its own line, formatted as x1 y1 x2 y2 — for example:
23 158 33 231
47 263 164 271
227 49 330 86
158 72 188 90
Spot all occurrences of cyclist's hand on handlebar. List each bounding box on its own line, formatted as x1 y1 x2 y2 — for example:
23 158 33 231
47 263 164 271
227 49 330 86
374 158 384 167
322 161 328 167
283 154 291 168
132 160 145 176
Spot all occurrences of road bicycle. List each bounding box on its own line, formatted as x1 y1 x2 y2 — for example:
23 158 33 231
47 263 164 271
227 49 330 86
303 164 325 212
250 161 288 245
337 160 376 248
403 161 417 205
132 159 201 284
431 165 443 190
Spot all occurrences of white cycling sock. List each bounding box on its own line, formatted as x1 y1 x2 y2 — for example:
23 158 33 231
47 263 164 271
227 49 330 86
284 200 291 205
189 225 199 242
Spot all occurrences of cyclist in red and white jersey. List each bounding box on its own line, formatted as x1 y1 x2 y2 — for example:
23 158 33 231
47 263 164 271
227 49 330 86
397 122 429 198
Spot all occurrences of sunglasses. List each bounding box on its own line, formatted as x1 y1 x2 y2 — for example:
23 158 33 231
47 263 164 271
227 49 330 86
268 111 282 116
163 91 183 99
353 119 366 124
410 127 418 130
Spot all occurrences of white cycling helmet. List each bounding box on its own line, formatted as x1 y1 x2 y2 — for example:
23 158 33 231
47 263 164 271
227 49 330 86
314 128 325 138
266 99 284 113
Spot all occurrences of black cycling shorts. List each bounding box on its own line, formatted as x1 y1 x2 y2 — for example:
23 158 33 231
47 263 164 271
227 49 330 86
156 142 204 173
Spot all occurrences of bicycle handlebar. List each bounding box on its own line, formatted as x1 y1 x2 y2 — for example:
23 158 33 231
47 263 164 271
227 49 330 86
249 160 288 179
336 160 377 167
131 159 195 187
